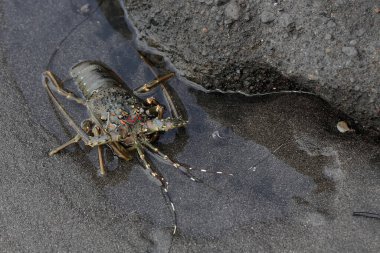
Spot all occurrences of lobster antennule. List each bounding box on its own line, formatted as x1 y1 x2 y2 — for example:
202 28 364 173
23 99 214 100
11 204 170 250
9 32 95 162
144 118 187 133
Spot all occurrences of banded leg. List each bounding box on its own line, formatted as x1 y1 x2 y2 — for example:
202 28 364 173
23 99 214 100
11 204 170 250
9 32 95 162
93 127 106 176
144 97 165 142
135 73 180 119
135 144 178 234
43 71 86 105
49 134 81 156
134 73 174 94
97 145 106 176
109 142 133 161
145 97 164 118
43 71 92 145
43 73 117 168
141 140 233 178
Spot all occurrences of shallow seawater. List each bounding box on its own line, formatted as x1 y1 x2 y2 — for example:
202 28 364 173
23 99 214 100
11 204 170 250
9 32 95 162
2 0 379 248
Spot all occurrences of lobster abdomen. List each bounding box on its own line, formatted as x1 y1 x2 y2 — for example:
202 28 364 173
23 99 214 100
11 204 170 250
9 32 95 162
70 60 129 99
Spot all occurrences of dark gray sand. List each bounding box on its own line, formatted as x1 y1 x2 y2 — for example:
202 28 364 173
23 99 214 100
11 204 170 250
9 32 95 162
0 1 379 252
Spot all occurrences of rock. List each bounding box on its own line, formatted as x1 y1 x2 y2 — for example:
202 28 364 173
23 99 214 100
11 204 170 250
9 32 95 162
349 40 357 46
278 13 293 27
260 11 276 23
79 4 90 14
125 0 380 131
355 28 366 37
342 46 358 57
225 1 240 21
326 20 336 28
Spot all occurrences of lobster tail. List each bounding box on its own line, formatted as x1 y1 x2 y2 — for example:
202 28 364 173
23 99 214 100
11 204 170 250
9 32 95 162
70 61 125 99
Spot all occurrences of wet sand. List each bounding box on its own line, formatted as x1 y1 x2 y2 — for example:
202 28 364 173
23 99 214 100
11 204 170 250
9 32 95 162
0 1 379 252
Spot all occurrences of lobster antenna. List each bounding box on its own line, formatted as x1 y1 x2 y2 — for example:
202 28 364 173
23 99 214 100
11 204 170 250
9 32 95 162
46 0 105 70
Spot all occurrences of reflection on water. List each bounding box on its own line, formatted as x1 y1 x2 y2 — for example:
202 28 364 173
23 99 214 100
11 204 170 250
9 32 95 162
3 0 378 242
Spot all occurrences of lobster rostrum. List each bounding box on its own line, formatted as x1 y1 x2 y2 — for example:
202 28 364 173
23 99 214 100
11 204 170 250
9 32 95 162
42 60 231 234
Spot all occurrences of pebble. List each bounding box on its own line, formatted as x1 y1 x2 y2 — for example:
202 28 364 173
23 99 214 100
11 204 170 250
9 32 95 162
260 11 276 23
355 28 365 37
80 4 90 14
308 74 318 81
342 46 358 57
324 34 332 40
337 121 354 133
349 40 357 46
278 13 293 27
326 20 336 28
225 1 240 21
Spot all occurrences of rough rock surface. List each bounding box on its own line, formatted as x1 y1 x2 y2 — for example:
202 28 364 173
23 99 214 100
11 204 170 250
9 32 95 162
124 0 380 131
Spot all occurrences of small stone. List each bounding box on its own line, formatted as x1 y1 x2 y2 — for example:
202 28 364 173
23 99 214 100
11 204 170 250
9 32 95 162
80 4 90 14
355 28 365 37
202 27 209 33
337 121 354 133
349 40 357 46
324 34 332 40
327 20 336 28
225 1 240 21
224 19 233 25
308 74 318 81
244 13 251 21
260 11 276 23
278 13 293 27
342 46 358 57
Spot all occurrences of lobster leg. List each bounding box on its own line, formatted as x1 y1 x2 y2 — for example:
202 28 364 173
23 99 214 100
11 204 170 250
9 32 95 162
97 145 106 176
49 134 81 156
43 72 116 149
145 97 164 118
160 84 180 119
135 73 180 119
144 97 165 143
109 142 133 161
43 71 86 105
134 73 174 94
93 127 106 176
135 144 178 234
